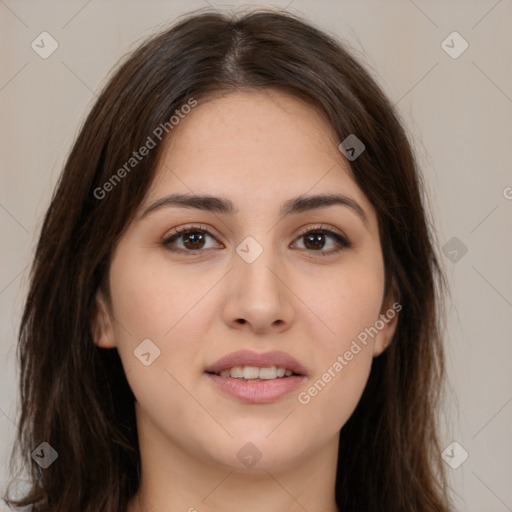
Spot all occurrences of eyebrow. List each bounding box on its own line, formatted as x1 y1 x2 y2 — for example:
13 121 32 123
139 192 368 225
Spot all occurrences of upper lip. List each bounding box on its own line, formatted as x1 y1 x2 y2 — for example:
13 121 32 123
205 349 308 376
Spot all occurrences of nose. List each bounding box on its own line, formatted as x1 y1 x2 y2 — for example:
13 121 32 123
221 242 295 335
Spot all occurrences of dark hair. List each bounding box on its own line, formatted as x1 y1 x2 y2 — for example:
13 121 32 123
4 7 451 512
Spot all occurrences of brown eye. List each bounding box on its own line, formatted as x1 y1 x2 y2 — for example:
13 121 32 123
293 225 351 256
162 226 220 252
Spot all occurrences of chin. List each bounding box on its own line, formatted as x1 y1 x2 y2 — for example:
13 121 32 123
205 434 309 472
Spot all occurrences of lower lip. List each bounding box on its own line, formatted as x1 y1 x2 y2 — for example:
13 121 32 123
205 373 306 404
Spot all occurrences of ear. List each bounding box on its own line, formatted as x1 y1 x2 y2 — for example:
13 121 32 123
91 288 116 348
372 284 401 357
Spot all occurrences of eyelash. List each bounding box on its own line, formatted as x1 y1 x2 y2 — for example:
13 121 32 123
162 224 352 256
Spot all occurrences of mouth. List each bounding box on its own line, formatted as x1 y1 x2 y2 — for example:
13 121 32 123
204 350 307 403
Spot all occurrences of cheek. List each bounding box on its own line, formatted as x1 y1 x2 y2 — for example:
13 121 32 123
108 247 206 340
299 251 385 351
293 254 383 428
296 287 378 438
107 246 219 388
107 251 210 443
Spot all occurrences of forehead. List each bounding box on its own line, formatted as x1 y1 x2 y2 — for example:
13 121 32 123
142 89 373 218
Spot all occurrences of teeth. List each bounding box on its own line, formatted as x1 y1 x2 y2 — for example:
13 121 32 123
243 366 260 379
259 366 277 379
230 367 244 378
217 365 295 380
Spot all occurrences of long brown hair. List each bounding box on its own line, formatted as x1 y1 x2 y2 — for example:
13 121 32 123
4 8 451 511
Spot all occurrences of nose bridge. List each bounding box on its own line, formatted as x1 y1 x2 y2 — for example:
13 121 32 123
234 233 282 298
223 231 295 332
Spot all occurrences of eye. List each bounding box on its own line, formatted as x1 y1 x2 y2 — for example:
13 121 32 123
162 225 221 252
292 224 352 256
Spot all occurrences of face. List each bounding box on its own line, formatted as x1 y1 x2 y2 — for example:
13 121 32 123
93 89 398 472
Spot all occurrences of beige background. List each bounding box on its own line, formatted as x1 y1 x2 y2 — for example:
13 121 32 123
1 1 511 510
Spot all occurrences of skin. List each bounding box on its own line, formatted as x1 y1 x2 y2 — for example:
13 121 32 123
93 89 398 512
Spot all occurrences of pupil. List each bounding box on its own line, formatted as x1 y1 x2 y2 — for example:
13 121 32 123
305 232 324 250
185 231 204 249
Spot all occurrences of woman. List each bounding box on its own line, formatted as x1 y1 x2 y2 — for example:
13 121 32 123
4 8 452 512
